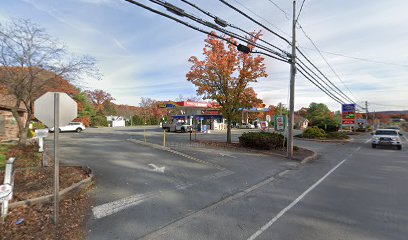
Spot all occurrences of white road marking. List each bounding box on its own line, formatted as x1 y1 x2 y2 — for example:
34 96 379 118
403 135 408 144
365 138 372 144
92 192 157 219
219 153 237 158
92 169 234 219
148 163 165 173
247 147 361 240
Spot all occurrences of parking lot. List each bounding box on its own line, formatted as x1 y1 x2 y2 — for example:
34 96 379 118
46 126 299 239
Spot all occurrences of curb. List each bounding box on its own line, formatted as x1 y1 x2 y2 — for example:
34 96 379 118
294 137 351 143
9 166 94 209
300 149 318 164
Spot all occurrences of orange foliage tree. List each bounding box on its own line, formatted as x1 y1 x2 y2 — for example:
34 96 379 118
186 32 267 143
85 89 115 113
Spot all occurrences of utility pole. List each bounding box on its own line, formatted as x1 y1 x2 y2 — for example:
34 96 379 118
287 0 297 159
365 101 369 131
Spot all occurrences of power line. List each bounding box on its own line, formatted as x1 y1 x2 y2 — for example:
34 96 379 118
297 68 344 105
127 0 357 107
231 0 290 37
219 0 358 105
296 58 351 103
297 23 357 103
296 0 306 21
296 48 357 105
180 0 289 55
180 0 355 105
219 0 291 43
148 0 288 61
124 0 287 62
266 0 290 20
299 46 408 68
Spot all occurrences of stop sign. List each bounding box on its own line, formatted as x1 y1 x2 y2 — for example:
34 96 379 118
34 92 77 127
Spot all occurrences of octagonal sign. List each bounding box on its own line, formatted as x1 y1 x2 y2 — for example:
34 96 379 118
34 92 77 127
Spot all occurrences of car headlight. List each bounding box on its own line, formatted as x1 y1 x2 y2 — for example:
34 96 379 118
391 137 398 141
373 137 380 140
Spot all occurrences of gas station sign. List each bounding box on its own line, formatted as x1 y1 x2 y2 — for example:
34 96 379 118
342 104 356 126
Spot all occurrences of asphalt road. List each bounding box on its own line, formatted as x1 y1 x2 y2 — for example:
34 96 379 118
46 127 408 239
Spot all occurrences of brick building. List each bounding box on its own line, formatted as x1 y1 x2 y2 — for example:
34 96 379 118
0 93 27 142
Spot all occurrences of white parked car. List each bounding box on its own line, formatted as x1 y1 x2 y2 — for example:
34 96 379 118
371 129 402 150
50 122 86 133
240 123 255 129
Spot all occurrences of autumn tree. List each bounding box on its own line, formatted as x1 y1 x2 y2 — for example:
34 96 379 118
85 89 115 113
139 97 157 124
186 32 267 143
0 18 99 145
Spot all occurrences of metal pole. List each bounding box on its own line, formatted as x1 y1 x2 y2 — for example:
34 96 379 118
287 0 297 159
365 101 369 131
53 93 60 224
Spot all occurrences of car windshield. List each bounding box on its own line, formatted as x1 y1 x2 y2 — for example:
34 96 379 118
375 130 397 135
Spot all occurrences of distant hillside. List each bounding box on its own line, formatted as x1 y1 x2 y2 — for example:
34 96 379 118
374 110 408 115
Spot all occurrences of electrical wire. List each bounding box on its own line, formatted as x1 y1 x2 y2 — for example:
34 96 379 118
296 0 306 22
126 0 358 107
149 0 289 60
266 0 290 20
297 24 357 103
296 58 351 103
296 48 358 105
124 0 287 62
180 0 289 55
219 0 358 105
219 0 291 43
297 68 344 105
299 46 408 68
296 62 346 104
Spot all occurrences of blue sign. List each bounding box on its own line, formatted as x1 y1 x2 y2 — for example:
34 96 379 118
342 104 355 112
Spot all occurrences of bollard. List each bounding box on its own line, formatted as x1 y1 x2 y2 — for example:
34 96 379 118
190 130 192 141
144 128 146 143
1 157 16 219
163 129 166 146
42 148 49 167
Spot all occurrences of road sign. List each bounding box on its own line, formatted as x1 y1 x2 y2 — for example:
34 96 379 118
34 92 77 224
34 92 77 127
0 184 12 202
274 116 286 131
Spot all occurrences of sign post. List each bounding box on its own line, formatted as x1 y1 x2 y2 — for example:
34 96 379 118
53 93 60 224
34 92 77 224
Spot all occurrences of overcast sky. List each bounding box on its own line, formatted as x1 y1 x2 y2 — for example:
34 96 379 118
1 0 407 112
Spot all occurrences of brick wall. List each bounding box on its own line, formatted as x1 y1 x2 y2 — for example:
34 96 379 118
0 110 20 142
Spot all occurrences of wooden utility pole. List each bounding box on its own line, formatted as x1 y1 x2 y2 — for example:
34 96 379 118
287 0 297 158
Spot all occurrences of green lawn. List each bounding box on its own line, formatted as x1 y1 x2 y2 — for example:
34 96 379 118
0 144 14 171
